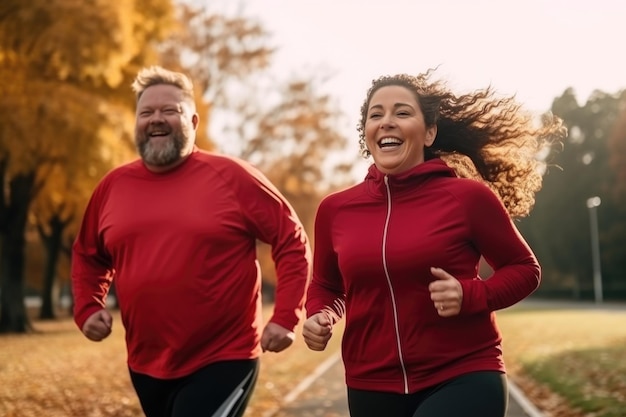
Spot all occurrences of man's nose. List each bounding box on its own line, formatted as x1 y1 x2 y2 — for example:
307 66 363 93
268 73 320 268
149 110 165 123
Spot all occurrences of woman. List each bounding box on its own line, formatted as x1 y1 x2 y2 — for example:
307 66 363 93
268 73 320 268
302 71 566 417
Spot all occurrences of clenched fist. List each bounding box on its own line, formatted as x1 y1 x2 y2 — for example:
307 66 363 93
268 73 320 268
302 313 333 351
81 309 113 342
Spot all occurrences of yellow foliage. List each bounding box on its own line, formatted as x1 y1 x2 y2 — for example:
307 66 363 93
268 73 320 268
0 0 178 299
0 0 175 86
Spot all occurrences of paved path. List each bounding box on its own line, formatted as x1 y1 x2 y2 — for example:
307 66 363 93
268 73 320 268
267 354 542 417
266 298 626 417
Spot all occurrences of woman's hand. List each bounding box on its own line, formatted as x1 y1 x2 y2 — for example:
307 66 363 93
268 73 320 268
429 267 463 317
302 312 333 351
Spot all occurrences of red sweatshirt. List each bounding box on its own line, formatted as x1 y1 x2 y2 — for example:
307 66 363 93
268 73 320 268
306 158 540 393
72 148 311 379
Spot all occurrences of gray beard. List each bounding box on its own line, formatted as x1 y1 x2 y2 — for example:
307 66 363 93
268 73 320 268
137 135 183 167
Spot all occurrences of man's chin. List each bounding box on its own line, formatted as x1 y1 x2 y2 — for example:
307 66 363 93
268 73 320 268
144 156 179 167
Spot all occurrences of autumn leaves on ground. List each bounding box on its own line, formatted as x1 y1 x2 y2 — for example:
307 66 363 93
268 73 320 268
1 302 625 417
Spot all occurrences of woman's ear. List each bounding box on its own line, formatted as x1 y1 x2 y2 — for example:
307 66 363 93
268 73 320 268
425 125 437 147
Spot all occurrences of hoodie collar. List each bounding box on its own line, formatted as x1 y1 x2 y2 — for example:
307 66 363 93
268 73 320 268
365 158 457 194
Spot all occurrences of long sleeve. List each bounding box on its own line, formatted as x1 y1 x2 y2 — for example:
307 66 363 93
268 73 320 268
238 164 312 331
70 152 311 378
459 182 540 314
305 196 346 322
71 183 114 330
302 161 533 394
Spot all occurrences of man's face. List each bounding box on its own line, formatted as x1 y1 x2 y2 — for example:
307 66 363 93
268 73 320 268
134 84 197 169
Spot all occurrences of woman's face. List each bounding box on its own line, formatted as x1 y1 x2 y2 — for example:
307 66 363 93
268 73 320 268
364 85 437 175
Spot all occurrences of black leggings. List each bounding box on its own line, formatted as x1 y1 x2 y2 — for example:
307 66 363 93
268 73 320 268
129 359 259 417
347 371 507 417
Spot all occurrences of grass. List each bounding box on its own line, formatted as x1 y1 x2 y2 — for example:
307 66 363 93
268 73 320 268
497 301 626 417
0 301 624 417
523 345 626 417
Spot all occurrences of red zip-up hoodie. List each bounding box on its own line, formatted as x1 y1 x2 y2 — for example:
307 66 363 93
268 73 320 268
306 158 540 393
72 149 311 378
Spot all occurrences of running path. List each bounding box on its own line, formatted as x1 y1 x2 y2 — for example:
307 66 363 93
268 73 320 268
266 354 543 417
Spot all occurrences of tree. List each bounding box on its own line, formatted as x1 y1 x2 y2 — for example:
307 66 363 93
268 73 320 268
519 88 626 299
607 96 626 200
157 1 357 219
158 2 357 285
603 93 626 297
0 0 359 332
238 79 354 201
0 0 175 332
226 75 357 285
32 161 103 319
159 3 275 109
157 2 276 151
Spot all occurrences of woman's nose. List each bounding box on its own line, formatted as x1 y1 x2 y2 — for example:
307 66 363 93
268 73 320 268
380 113 395 128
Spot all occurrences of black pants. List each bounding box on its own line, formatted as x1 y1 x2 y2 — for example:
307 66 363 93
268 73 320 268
347 371 507 417
129 359 259 417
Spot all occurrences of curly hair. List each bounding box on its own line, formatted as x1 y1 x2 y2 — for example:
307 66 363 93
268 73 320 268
357 70 567 218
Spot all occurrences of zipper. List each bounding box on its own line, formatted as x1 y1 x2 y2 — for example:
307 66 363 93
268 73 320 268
382 175 409 393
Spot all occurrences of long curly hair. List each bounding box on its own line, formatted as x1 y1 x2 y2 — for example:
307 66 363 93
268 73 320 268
357 70 567 218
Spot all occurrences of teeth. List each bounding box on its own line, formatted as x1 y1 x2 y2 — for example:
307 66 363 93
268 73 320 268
380 137 402 145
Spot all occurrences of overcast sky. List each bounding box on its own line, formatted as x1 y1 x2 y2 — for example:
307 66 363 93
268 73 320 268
204 0 625 154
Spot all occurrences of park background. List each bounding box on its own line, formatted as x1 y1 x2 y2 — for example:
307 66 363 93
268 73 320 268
0 1 625 416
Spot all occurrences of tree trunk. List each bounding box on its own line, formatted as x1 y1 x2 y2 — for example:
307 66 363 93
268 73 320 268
39 215 66 320
0 172 35 333
0 252 30 332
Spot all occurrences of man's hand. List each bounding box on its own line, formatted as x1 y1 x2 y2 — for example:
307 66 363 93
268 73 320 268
429 267 463 317
81 309 113 341
302 312 333 351
261 322 295 353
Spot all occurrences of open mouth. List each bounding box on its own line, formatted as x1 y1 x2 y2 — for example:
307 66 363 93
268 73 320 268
148 130 170 138
378 136 403 148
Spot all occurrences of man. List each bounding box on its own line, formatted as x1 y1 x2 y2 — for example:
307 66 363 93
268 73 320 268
72 66 311 417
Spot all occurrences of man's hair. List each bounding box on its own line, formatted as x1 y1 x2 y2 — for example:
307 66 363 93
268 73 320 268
131 66 195 103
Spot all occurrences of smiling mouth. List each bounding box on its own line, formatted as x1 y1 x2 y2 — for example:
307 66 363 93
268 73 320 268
378 136 403 148
148 131 170 138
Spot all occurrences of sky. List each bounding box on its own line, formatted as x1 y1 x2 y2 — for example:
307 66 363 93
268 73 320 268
204 0 625 153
